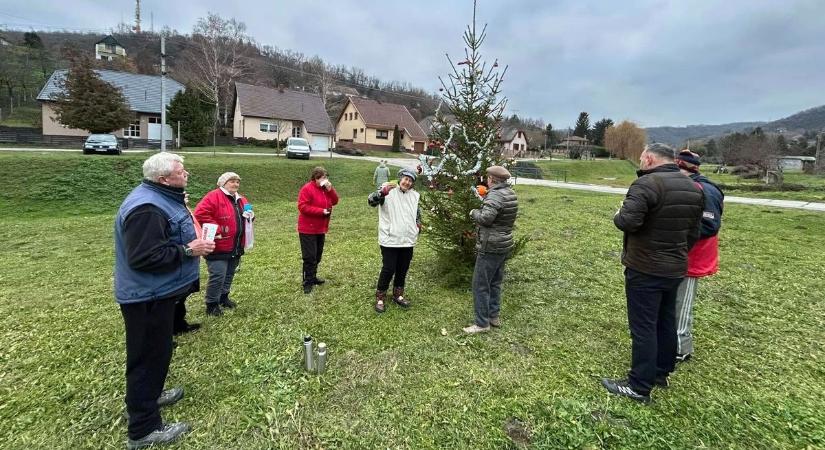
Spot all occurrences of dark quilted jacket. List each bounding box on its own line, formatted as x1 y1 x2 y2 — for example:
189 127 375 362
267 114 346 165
471 182 518 254
614 164 704 278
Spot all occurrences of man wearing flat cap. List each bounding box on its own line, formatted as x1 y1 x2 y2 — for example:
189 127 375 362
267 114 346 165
673 150 724 363
463 165 519 334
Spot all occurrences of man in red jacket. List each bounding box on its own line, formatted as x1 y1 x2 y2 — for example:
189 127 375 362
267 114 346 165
674 150 724 363
297 167 339 294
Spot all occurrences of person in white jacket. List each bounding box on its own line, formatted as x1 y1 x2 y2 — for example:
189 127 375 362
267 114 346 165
367 168 421 313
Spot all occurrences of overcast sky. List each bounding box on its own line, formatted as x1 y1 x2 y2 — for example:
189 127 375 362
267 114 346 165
2 0 823 128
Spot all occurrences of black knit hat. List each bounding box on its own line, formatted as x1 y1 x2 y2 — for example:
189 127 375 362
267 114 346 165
676 150 701 168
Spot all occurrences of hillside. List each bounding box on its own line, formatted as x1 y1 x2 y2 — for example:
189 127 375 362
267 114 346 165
645 122 765 146
646 103 825 146
764 104 825 132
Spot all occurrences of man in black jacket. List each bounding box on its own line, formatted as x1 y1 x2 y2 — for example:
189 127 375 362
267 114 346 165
602 143 704 403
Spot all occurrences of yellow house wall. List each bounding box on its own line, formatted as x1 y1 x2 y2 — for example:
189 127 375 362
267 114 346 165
335 101 366 141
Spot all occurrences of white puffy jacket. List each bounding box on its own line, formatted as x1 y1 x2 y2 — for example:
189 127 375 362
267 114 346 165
368 187 420 247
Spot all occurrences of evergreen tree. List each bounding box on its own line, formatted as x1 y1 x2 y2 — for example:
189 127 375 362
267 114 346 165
419 3 511 268
391 124 401 152
50 55 132 134
167 87 213 146
589 118 613 146
573 111 590 138
544 123 557 148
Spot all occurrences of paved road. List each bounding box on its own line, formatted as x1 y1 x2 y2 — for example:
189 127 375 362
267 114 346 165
3 147 823 212
511 176 825 212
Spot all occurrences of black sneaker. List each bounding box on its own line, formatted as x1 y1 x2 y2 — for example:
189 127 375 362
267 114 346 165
126 422 191 449
122 387 185 421
157 387 184 407
676 353 692 363
206 304 223 317
219 297 237 309
601 378 651 403
312 278 326 285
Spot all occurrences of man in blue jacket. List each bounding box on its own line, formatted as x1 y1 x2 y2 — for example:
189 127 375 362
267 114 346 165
114 152 214 449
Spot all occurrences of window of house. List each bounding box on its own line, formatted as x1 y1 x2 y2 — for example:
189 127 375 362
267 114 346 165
360 128 364 133
354 112 358 120
123 120 140 138
260 122 278 133
148 117 161 124
353 129 357 139
376 129 389 139
292 126 302 137
400 131 405 139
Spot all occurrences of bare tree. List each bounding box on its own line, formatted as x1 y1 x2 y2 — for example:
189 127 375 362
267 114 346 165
185 13 249 144
308 56 335 108
605 121 647 161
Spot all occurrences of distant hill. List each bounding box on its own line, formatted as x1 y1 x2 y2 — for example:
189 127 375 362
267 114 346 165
764 105 825 133
646 122 765 147
646 103 825 146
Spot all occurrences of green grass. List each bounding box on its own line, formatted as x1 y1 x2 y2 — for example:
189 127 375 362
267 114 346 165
532 159 638 186
0 104 40 127
703 167 825 202
1 153 824 448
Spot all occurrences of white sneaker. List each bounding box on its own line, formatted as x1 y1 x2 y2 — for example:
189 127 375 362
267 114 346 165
462 324 491 334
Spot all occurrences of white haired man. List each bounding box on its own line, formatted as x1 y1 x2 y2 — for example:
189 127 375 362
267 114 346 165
114 152 214 448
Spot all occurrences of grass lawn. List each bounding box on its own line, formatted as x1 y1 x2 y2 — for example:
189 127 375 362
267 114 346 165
704 167 825 202
0 105 40 127
1 153 823 448
531 159 639 187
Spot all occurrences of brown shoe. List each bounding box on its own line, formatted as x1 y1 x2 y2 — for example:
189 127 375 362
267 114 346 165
392 287 411 308
489 317 501 327
374 290 387 313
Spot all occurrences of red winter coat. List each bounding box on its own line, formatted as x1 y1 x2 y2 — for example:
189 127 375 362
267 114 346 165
297 181 339 234
194 188 249 254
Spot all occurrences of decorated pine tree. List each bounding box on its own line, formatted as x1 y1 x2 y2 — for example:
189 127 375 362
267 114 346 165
419 1 511 268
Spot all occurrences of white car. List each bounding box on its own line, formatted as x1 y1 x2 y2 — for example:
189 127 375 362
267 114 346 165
286 137 311 159
83 134 122 155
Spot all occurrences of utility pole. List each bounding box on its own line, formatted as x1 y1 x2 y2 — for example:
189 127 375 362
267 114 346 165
816 131 824 174
160 35 166 151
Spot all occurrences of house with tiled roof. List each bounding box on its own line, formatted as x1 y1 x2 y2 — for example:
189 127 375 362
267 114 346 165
233 83 335 151
95 35 126 61
37 69 184 142
335 97 427 153
498 127 529 158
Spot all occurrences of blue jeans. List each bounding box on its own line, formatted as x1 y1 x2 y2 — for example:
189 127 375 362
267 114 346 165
205 257 241 305
472 252 508 327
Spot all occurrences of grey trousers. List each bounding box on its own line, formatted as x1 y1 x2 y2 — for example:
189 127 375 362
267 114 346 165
472 252 508 327
205 257 241 305
675 276 698 356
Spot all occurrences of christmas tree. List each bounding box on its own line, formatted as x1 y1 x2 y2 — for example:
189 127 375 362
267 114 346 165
419 1 510 269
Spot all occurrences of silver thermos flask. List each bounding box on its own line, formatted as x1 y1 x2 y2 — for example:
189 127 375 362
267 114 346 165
316 342 327 374
303 335 314 371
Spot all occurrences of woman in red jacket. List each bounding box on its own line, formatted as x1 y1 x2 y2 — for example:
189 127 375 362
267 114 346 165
297 166 339 294
194 172 252 316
